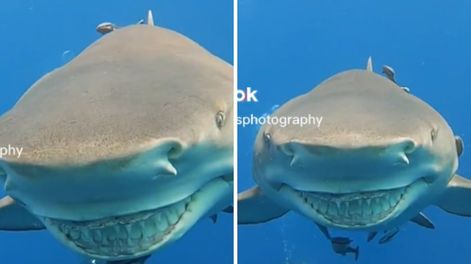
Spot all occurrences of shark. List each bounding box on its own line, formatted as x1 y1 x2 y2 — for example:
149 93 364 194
0 11 233 263
238 58 471 260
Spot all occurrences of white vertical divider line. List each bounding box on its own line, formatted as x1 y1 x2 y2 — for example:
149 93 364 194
233 0 238 263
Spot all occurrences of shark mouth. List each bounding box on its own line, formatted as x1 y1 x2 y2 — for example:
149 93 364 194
40 174 232 259
42 195 192 258
288 184 415 227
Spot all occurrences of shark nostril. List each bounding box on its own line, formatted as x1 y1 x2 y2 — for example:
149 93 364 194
168 147 180 159
389 139 416 165
399 139 417 154
278 144 294 157
167 142 184 160
278 144 299 167
149 140 185 177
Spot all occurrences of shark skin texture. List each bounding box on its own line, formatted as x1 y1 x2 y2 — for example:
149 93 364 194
0 11 233 263
238 58 470 260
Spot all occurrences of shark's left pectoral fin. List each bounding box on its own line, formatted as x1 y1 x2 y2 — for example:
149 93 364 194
410 212 435 229
0 196 45 231
435 174 471 216
238 186 289 224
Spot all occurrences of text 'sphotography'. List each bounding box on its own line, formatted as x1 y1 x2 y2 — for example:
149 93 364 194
237 114 323 128
0 145 23 159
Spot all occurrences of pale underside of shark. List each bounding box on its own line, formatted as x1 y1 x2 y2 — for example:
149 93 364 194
0 11 233 263
238 57 471 260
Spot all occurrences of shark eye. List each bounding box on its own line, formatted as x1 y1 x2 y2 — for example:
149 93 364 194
455 136 464 157
215 111 226 129
263 131 271 145
431 128 439 142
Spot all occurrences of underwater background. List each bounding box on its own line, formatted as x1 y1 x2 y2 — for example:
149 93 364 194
238 0 471 263
0 0 233 263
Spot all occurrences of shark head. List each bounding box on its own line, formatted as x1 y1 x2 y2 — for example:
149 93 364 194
253 67 458 230
0 15 232 261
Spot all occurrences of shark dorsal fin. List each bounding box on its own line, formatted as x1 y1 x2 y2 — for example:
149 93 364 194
147 10 155 26
366 56 373 72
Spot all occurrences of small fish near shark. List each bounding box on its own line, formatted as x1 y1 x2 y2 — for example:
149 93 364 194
0 10 233 263
238 57 471 260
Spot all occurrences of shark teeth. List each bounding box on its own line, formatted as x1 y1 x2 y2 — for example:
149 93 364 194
297 187 406 226
42 196 192 258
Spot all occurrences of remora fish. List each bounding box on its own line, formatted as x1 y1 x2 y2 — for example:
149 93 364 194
239 58 470 259
0 11 233 263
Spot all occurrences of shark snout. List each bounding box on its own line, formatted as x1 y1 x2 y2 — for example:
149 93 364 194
258 137 432 195
277 137 418 168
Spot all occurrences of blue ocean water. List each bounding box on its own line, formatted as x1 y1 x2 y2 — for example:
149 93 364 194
238 0 471 263
0 0 233 263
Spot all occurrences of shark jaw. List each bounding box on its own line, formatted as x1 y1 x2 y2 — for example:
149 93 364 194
40 175 232 260
43 196 191 257
0 140 233 261
278 178 430 229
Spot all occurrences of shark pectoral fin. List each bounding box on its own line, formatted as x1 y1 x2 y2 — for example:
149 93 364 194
378 228 400 244
238 186 289 224
410 212 435 229
436 174 471 216
367 231 378 242
0 196 44 231
315 222 331 240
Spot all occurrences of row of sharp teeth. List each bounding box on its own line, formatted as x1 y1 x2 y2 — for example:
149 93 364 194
44 196 193 257
298 188 405 225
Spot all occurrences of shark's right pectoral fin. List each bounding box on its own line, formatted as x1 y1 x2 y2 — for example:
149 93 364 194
238 186 289 224
435 174 471 217
0 196 45 231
